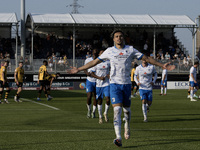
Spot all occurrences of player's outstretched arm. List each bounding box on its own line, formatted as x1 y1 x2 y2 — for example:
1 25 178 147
68 58 102 74
142 55 175 71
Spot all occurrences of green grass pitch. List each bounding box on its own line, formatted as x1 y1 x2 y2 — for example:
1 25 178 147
0 89 200 150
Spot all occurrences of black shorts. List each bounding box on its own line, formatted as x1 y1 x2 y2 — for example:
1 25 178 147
16 82 23 87
46 80 51 86
132 81 137 88
0 81 9 88
39 80 46 87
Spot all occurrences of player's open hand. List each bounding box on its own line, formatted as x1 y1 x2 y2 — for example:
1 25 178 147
67 66 79 74
163 62 175 71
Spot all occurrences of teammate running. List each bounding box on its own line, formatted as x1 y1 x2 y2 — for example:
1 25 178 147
84 49 98 118
160 68 167 95
134 60 157 122
91 50 110 124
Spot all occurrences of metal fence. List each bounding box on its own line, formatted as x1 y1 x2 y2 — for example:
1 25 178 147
5 59 192 74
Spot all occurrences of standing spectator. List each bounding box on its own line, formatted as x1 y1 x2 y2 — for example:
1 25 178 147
86 51 91 59
24 57 31 71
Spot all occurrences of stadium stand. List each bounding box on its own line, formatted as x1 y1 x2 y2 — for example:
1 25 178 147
0 13 197 73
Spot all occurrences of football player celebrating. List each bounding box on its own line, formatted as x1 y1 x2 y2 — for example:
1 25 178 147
68 29 175 147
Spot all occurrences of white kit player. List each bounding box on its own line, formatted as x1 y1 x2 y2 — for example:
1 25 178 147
84 49 98 118
68 29 175 147
189 61 199 101
134 60 157 122
160 69 167 95
91 50 110 124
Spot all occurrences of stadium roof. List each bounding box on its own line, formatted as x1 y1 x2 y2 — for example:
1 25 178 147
26 13 196 28
0 13 18 24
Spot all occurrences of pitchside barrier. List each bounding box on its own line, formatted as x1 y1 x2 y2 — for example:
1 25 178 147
6 74 193 90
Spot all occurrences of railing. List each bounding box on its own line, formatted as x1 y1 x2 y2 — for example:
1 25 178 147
4 59 192 74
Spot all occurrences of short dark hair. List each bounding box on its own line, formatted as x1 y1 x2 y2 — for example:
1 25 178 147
43 60 48 64
194 60 199 65
111 29 125 39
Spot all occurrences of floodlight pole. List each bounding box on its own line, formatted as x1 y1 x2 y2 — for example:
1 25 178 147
73 26 76 67
21 0 26 59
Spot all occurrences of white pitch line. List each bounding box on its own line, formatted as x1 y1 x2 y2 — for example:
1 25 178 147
21 98 60 110
0 128 200 133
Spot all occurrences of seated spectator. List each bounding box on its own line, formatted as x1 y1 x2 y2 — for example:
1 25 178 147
179 52 185 60
183 57 189 69
165 52 170 60
150 53 154 58
48 56 53 71
102 38 109 49
173 52 179 60
63 54 69 67
187 55 192 65
156 53 161 60
0 52 4 60
57 57 65 70
85 51 91 59
175 46 181 54
24 57 31 71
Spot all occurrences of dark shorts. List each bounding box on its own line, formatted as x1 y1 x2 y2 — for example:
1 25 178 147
0 81 9 88
46 80 51 86
16 82 23 87
39 80 46 87
132 81 137 88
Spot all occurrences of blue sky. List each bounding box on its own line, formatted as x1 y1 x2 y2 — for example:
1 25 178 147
0 0 200 55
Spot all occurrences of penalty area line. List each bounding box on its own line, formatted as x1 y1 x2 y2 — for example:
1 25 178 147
21 98 60 110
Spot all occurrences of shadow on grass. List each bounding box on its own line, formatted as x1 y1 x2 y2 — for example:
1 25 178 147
123 138 200 149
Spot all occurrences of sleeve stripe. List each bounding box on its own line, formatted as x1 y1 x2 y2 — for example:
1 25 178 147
138 54 144 60
97 57 104 62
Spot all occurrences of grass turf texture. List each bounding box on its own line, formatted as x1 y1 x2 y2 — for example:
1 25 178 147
0 89 200 150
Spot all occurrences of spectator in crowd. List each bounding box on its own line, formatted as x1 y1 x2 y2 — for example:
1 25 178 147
173 52 179 60
48 56 53 71
24 57 31 71
183 57 189 69
187 55 192 65
86 51 91 59
165 52 170 60
63 54 69 67
57 57 65 70
102 38 109 49
0 53 4 60
156 53 161 60
175 46 181 54
143 40 149 55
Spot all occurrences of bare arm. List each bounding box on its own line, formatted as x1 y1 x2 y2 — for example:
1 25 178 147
91 72 105 80
191 73 197 83
14 72 18 84
142 55 164 68
68 58 102 74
